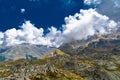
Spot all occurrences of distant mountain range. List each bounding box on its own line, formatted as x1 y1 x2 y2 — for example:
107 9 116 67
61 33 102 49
0 43 55 61
0 28 120 62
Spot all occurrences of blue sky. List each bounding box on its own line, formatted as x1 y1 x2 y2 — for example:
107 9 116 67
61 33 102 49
0 0 89 31
0 0 119 47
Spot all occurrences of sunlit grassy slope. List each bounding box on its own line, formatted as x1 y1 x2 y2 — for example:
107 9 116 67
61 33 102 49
0 49 120 80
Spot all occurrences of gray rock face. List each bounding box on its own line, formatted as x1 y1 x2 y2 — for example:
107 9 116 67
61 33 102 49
59 32 120 58
0 43 55 61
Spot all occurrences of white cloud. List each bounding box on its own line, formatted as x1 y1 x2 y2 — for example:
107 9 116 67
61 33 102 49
84 0 120 21
61 9 118 43
2 21 61 47
112 0 120 8
84 0 120 8
108 20 117 28
0 32 4 44
20 8 25 13
0 32 4 38
46 27 62 47
0 9 119 47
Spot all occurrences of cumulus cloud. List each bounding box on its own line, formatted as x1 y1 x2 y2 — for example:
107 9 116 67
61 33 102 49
0 9 119 47
45 27 62 47
61 9 118 43
84 0 120 21
1 21 61 47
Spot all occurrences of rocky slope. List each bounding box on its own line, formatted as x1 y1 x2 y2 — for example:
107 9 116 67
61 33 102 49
59 32 120 58
0 49 120 80
0 29 120 80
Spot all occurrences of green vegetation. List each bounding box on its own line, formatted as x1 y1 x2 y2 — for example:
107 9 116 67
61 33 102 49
0 49 120 80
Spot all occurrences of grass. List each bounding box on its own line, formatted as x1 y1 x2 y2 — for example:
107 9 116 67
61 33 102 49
0 49 119 80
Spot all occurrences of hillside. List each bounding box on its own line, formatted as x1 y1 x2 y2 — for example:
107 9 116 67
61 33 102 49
0 47 120 80
0 32 120 80
59 32 120 57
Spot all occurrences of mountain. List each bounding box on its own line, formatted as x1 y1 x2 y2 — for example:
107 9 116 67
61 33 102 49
59 32 120 58
0 29 120 80
0 43 55 61
0 48 120 80
0 33 120 80
56 32 120 80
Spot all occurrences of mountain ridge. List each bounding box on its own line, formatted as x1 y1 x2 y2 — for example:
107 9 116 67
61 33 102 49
0 43 55 61
59 31 120 57
0 31 120 80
